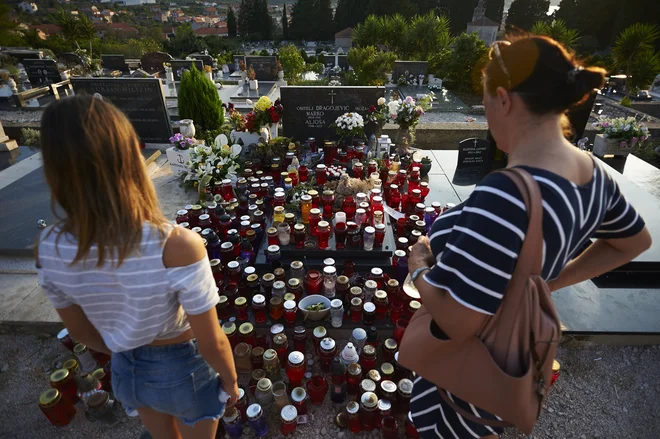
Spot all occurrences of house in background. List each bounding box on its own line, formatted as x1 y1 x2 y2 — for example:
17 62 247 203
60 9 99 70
466 0 498 46
194 26 228 38
335 27 353 49
28 24 62 39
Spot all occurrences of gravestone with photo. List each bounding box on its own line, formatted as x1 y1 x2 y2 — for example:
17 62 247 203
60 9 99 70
170 60 204 81
280 86 384 141
140 52 173 75
102 54 129 74
71 77 172 144
392 61 429 84
245 56 278 81
233 55 246 72
22 59 61 86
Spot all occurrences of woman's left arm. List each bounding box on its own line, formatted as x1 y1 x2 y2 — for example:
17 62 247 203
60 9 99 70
55 306 111 355
409 237 488 342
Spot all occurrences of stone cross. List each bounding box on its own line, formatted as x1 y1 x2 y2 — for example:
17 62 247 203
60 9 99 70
328 89 337 104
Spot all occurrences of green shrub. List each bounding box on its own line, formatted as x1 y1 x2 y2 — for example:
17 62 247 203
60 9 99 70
308 62 325 75
289 77 330 86
21 128 41 147
620 97 632 107
431 33 489 93
346 46 396 86
279 44 305 81
178 64 224 132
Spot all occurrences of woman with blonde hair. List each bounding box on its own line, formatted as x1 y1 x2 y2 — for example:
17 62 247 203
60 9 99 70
36 95 238 439
405 36 651 438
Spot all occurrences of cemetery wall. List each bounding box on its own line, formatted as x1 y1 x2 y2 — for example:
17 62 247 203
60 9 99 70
630 101 660 119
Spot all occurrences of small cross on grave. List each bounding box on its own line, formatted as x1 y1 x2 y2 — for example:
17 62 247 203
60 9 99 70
328 89 337 104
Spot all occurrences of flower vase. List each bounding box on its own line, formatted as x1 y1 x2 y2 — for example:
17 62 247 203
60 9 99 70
277 71 284 80
249 79 259 90
394 128 414 155
593 134 631 158
179 119 196 138
259 126 270 143
60 70 70 81
205 71 213 82
270 123 279 139
166 69 174 83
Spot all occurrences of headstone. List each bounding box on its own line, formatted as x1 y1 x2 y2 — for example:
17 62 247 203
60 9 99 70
457 138 493 168
70 78 172 144
22 59 61 86
5 49 43 63
189 53 214 67
102 54 129 74
170 60 204 81
59 52 83 67
140 52 173 75
280 86 384 141
392 61 429 84
322 54 348 70
245 56 278 81
566 92 597 142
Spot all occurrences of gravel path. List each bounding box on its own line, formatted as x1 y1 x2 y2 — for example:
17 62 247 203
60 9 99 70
1 334 658 439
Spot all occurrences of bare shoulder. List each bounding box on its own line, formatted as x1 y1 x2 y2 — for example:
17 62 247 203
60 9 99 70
162 226 207 268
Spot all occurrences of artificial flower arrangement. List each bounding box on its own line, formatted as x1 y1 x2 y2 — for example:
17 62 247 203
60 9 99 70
242 96 284 133
169 133 196 150
379 94 434 130
247 66 257 81
328 79 341 86
333 112 365 142
184 134 242 191
592 116 651 148
225 102 246 132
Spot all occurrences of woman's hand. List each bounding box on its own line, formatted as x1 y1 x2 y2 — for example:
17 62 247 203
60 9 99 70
409 236 435 274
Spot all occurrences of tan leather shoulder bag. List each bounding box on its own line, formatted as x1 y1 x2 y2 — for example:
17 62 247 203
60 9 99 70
398 167 562 435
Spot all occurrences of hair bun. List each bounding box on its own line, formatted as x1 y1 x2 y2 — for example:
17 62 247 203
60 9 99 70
567 67 606 107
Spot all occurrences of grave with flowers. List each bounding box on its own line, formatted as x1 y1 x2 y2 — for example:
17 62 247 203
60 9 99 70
592 116 652 158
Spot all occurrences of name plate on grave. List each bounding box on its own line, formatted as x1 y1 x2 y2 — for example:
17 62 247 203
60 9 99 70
245 56 278 81
457 138 493 168
171 60 204 81
22 59 61 86
280 86 384 141
71 77 172 144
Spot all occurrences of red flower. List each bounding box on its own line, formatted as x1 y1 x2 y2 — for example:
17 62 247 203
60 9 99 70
269 106 281 123
368 105 376 113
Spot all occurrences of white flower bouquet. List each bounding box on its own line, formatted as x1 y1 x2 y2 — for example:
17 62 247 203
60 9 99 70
592 116 651 148
333 112 365 141
376 94 434 130
185 134 242 189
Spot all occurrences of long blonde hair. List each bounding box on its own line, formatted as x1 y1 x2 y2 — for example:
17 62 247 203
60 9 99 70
40 95 168 266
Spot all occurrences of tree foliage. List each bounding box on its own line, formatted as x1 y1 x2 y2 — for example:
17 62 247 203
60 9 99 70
613 23 660 96
431 32 489 93
485 0 505 27
282 5 289 40
353 13 450 61
506 0 551 31
165 23 206 58
178 64 224 132
278 44 305 80
227 7 237 38
334 0 369 33
346 46 397 85
445 0 479 35
238 0 273 40
366 0 418 18
530 19 581 49
290 0 335 41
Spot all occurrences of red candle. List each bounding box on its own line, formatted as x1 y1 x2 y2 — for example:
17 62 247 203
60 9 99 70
284 300 298 325
346 363 362 396
319 338 337 373
235 297 249 321
293 326 307 353
291 387 308 416
351 298 363 323
39 389 76 427
360 392 379 431
286 351 306 389
299 165 308 182
381 416 399 439
342 196 357 220
306 375 329 405
317 221 330 249
309 209 321 237
252 294 267 323
280 405 298 436
304 270 323 295
49 369 79 404
360 345 377 372
551 360 561 386
390 301 403 324
334 222 347 249
347 401 361 433
316 164 327 185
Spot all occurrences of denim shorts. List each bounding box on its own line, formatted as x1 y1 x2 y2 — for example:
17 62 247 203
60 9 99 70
111 339 226 426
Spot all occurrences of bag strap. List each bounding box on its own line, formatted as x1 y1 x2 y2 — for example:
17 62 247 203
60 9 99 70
498 168 544 276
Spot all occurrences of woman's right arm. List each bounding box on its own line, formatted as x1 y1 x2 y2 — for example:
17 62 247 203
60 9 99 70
164 227 239 406
548 227 652 291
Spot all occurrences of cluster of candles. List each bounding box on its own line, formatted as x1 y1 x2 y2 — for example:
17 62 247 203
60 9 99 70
38 330 119 427
220 316 422 438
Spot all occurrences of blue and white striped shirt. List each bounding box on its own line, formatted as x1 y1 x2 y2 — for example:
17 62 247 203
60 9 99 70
424 162 645 315
37 223 219 352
